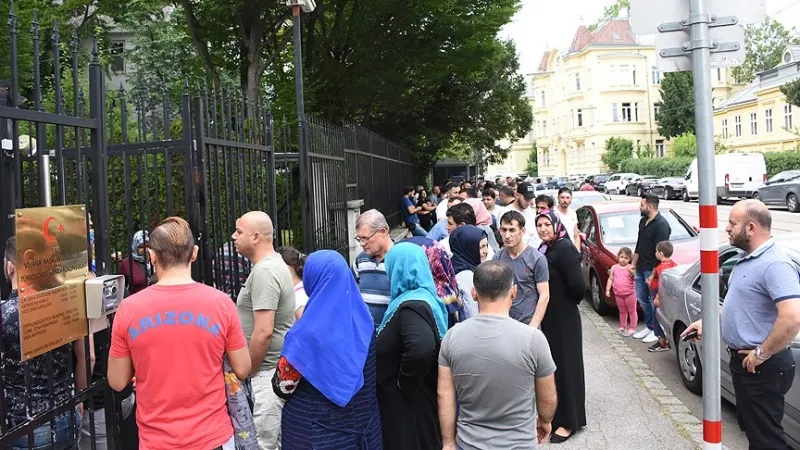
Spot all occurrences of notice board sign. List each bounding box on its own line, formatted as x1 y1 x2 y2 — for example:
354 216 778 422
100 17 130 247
15 205 90 360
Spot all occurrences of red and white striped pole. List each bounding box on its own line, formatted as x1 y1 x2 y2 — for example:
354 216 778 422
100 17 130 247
689 0 723 447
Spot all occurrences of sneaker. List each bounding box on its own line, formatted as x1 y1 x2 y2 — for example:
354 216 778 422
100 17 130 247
616 327 625 334
648 342 671 352
632 328 651 339
642 331 659 344
623 329 636 337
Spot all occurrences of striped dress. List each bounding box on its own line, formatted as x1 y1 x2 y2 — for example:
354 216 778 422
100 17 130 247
281 336 383 449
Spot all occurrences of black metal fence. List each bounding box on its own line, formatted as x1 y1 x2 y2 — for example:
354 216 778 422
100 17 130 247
0 4 417 449
344 125 415 229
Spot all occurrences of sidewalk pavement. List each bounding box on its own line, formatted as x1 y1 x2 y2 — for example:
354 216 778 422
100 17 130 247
541 302 702 450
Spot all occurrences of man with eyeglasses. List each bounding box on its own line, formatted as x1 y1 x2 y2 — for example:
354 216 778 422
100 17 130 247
352 209 394 328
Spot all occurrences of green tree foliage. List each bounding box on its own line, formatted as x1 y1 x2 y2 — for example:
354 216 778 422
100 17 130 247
95 0 531 170
780 79 800 108
589 0 630 31
524 142 538 175
656 72 695 139
601 137 633 172
671 133 697 158
732 18 800 84
636 143 654 159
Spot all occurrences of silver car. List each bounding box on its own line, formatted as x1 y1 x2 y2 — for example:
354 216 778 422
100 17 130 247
657 233 800 449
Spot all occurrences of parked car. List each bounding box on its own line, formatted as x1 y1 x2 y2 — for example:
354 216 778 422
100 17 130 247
650 177 686 200
656 234 800 449
605 173 639 195
625 176 660 196
754 170 800 213
683 153 767 202
577 201 700 315
590 173 611 192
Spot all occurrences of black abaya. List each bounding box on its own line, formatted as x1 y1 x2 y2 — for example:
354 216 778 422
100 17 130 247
540 237 587 432
376 301 442 450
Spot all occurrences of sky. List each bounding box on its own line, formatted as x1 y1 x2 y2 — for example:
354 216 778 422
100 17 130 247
501 0 800 75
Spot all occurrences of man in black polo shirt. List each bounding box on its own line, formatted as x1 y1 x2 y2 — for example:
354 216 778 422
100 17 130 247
629 193 671 344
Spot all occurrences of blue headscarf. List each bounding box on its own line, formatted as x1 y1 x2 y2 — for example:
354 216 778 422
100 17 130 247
379 242 449 339
281 250 374 408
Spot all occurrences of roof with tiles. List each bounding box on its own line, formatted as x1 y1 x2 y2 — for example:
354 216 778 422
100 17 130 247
570 18 638 53
537 51 551 72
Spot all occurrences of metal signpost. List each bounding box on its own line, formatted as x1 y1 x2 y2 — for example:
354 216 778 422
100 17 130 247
631 0 765 448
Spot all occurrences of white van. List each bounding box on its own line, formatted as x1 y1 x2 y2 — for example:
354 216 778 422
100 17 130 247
682 153 767 202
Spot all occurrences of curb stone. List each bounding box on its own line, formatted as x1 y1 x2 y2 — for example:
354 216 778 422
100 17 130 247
579 302 729 450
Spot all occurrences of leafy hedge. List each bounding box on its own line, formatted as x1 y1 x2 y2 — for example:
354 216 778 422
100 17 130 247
618 156 694 177
617 150 800 178
764 150 800 177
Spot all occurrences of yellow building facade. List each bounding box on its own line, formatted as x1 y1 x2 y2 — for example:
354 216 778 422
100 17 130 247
714 47 800 153
504 18 740 177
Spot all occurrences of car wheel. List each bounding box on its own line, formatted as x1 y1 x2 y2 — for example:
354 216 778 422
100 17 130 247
590 272 611 316
788 193 800 213
675 324 703 395
665 187 673 200
638 188 643 196
753 192 761 202
682 189 689 202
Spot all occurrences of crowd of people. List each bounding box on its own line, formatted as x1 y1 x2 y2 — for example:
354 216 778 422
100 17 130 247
3 173 800 450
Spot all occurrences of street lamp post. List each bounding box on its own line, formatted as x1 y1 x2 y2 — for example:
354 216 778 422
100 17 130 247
286 0 316 254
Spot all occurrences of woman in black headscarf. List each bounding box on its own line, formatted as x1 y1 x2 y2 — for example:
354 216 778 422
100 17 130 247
535 210 587 444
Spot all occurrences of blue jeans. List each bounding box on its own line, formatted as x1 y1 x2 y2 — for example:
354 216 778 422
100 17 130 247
651 287 664 338
367 303 388 329
635 270 654 331
408 223 428 237
11 408 81 450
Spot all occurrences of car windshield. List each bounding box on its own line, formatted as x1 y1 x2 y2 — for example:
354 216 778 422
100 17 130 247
570 193 610 210
599 210 694 245
771 170 800 182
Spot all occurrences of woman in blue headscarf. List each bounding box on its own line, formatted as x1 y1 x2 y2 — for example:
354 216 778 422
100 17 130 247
272 250 382 450
376 242 449 450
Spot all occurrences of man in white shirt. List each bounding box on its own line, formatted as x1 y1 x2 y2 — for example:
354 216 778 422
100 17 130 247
507 182 542 249
436 182 461 222
554 188 581 249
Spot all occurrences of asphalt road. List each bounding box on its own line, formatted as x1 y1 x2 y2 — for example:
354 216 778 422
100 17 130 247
596 194 800 450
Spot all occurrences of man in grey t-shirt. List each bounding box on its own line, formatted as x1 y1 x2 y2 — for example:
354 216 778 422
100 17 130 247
438 261 557 450
493 210 550 327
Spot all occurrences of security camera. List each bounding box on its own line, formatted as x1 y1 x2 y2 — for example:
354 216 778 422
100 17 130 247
286 0 316 13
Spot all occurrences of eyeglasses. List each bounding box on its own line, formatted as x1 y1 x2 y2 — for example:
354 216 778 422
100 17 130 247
355 229 379 244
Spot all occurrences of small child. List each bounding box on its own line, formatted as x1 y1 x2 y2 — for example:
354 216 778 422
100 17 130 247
606 247 637 336
647 241 677 352
277 246 308 321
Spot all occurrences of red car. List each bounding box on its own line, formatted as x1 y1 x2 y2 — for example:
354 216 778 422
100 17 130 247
577 201 700 315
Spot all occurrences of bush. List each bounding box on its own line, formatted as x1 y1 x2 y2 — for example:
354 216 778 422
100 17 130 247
618 156 694 177
601 137 634 172
765 150 800 177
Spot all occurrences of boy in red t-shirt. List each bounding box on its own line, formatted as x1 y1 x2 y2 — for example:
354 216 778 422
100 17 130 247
647 241 677 353
108 217 251 450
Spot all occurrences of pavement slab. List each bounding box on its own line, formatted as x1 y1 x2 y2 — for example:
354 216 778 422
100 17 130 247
541 302 699 450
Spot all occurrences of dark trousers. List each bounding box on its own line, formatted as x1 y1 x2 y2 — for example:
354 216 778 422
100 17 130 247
729 347 796 450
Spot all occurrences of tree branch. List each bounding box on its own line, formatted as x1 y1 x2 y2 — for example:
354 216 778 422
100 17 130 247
179 0 220 84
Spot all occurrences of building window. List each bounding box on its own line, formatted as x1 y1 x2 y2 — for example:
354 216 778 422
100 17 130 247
575 73 581 91
540 91 546 106
653 103 661 119
717 68 722 82
652 66 661 84
735 115 742 137
619 65 630 84
722 119 728 139
655 140 665 157
110 41 125 73
620 102 637 122
786 104 793 130
766 108 773 133
632 67 637 85
750 112 758 135
577 109 583 127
